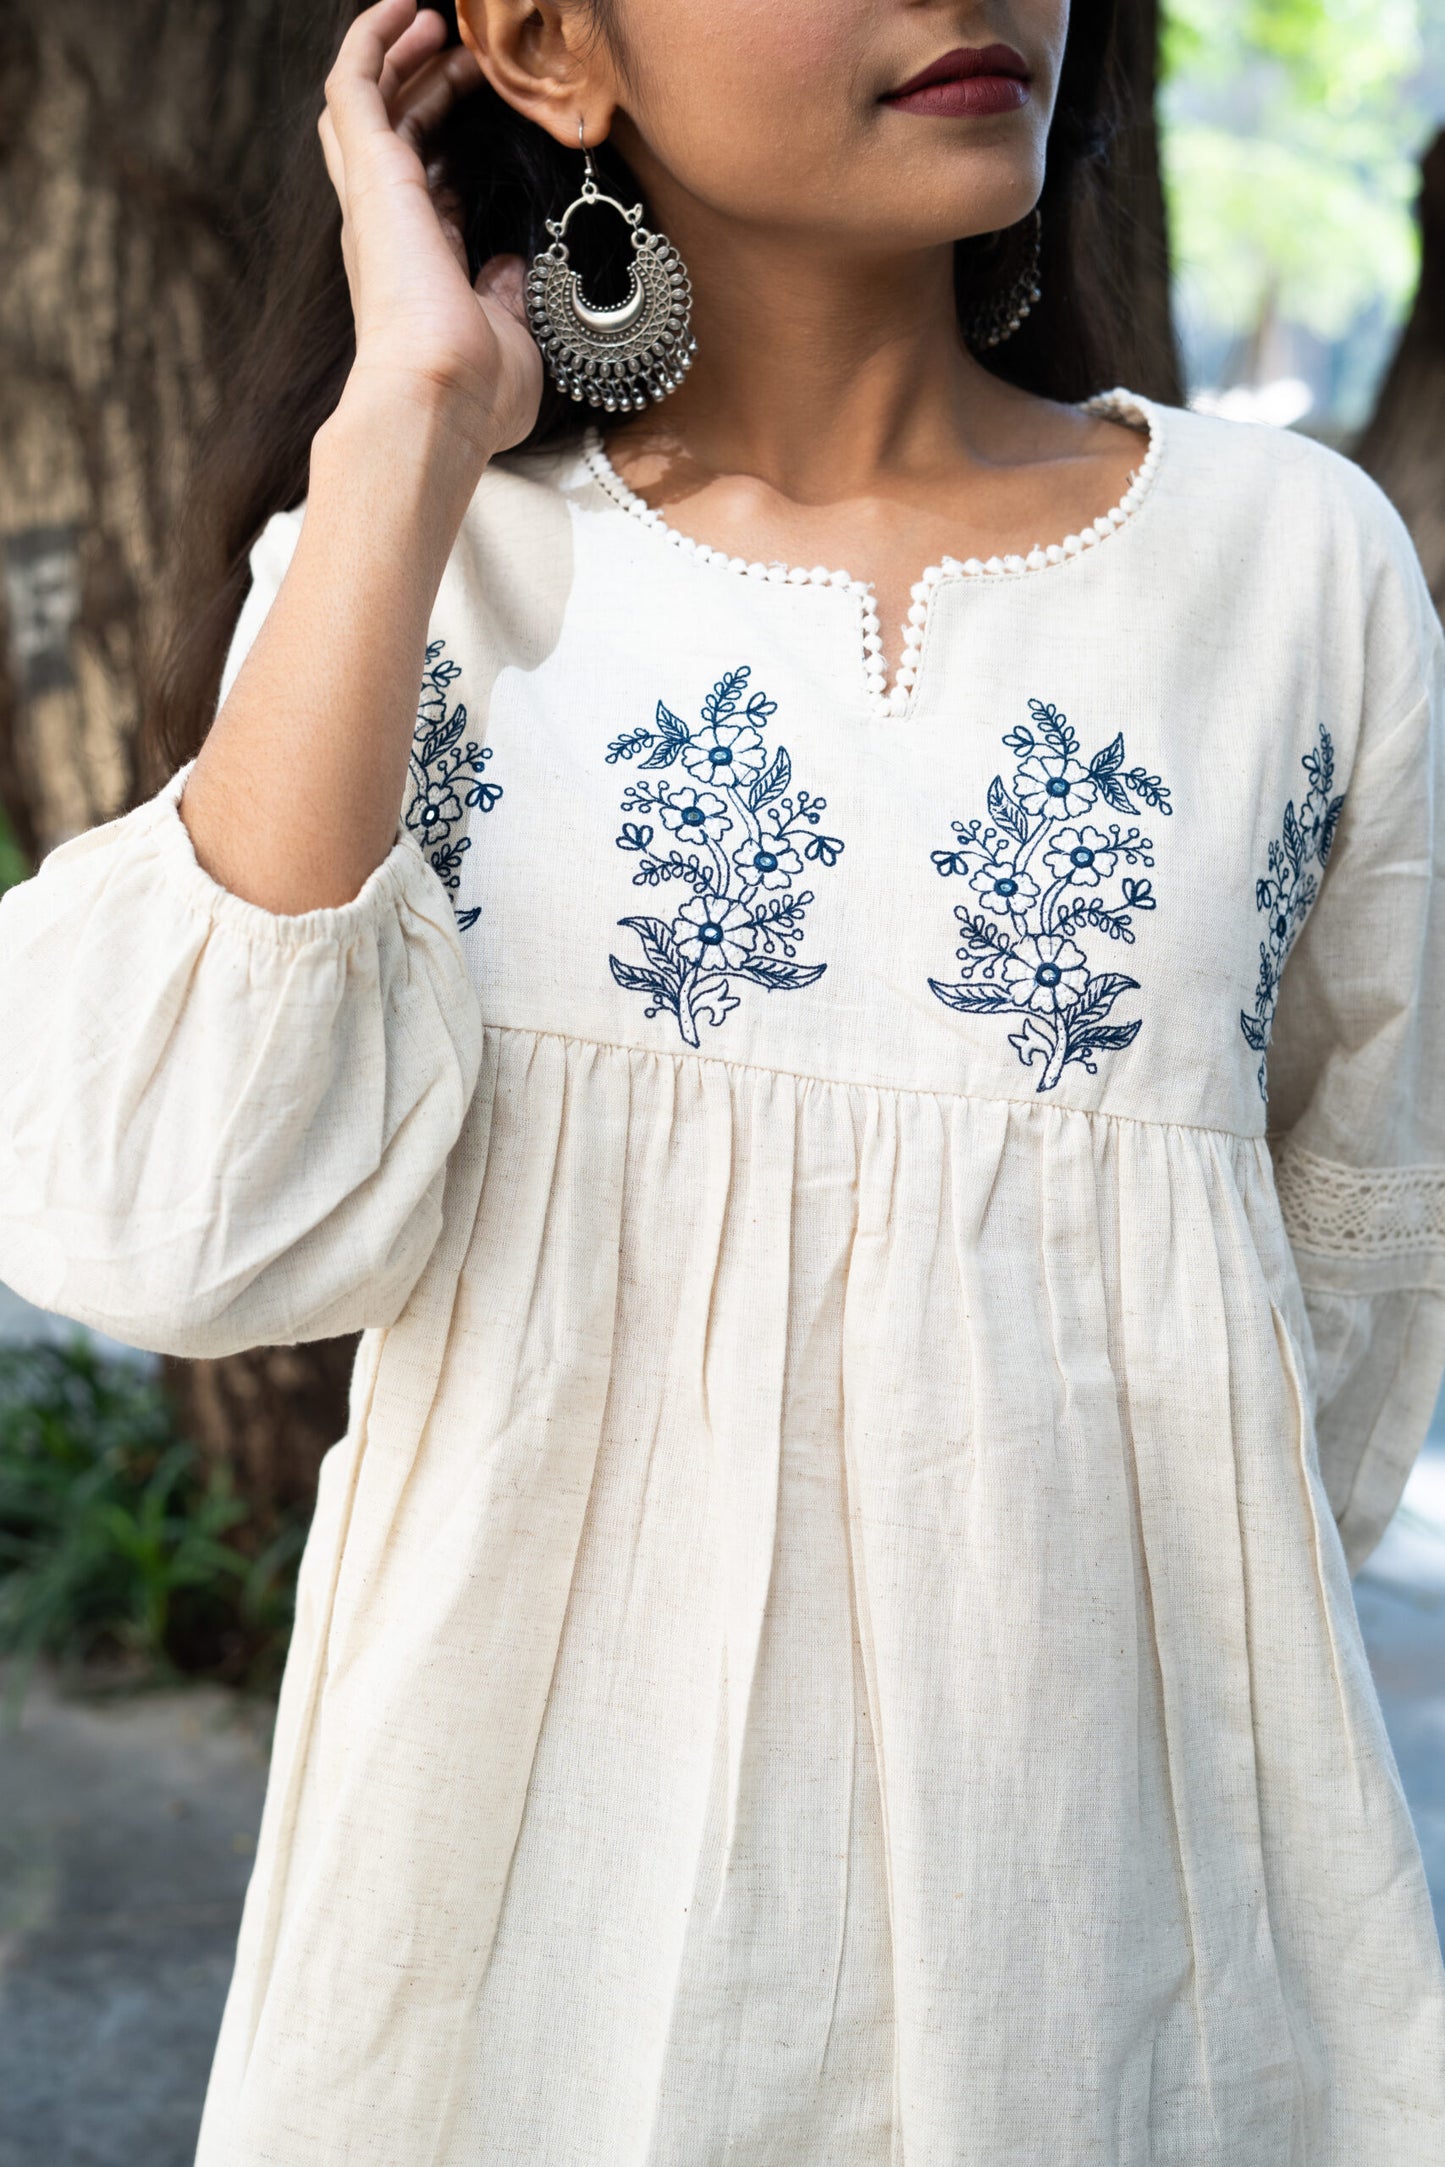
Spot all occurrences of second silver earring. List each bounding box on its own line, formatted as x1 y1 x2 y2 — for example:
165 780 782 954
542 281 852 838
525 127 696 412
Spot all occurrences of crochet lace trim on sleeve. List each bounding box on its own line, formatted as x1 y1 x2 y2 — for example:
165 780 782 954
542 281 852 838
1270 1139 1445 1261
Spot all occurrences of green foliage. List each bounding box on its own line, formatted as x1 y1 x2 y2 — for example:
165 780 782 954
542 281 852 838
0 1339 307 1714
1161 0 1429 346
0 805 29 899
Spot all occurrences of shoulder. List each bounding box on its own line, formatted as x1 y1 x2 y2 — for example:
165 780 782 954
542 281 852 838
1143 394 1440 719
1146 395 1414 560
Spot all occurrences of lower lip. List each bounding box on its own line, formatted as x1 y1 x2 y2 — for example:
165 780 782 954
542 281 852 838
884 75 1031 118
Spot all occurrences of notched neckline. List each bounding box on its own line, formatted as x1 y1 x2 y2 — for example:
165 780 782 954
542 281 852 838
579 387 1163 723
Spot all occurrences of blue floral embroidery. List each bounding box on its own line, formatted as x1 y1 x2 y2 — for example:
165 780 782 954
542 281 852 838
928 697 1174 1093
406 639 502 930
1240 721 1345 1100
605 665 845 1046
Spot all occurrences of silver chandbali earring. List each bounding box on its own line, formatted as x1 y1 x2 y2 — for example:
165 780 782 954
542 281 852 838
525 123 696 412
964 205 1044 351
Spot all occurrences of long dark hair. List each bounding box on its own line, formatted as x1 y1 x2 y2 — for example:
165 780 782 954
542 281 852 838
146 0 1150 781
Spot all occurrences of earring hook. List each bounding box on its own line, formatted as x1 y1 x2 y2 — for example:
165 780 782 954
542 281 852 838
577 116 598 194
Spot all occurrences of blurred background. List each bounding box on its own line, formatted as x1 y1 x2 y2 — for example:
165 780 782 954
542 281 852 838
2 1 1445 2161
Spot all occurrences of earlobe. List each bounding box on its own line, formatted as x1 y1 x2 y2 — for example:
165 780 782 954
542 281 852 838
454 0 618 150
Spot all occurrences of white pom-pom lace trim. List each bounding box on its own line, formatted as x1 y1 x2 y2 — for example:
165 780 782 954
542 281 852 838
580 387 1163 724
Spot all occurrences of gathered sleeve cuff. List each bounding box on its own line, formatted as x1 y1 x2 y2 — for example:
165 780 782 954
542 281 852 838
0 764 484 1358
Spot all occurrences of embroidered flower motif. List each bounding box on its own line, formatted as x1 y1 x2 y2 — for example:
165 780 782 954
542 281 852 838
660 786 732 843
1002 933 1091 1015
406 639 503 931
1041 822 1119 889
682 718 767 787
676 893 757 968
731 818 803 891
928 697 1174 1093
1014 749 1099 823
606 665 845 1046
969 851 1042 918
1240 720 1346 1101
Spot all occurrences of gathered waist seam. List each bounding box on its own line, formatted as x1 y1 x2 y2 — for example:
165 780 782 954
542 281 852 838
475 1015 1266 1143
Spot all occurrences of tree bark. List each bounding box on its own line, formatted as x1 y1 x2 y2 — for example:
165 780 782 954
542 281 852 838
0 0 352 1521
1353 129 1445 610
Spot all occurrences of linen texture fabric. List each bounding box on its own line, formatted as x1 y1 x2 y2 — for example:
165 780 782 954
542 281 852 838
2 391 1444 2164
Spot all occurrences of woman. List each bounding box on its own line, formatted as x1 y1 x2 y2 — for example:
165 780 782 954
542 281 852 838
1 0 1443 2158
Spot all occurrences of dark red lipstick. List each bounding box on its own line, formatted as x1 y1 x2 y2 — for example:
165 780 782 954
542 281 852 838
882 43 1032 118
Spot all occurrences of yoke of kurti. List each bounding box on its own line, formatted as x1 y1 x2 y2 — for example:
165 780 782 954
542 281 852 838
3 391 1445 2167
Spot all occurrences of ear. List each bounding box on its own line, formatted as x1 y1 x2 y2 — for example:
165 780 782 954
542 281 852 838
455 0 621 150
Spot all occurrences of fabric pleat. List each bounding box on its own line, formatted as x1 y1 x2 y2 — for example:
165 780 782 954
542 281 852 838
197 1027 1445 2167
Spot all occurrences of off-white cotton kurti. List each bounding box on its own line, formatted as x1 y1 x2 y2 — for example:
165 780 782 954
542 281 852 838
3 389 1445 2166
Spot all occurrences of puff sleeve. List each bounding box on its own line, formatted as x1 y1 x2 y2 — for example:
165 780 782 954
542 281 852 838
1264 502 1445 1574
0 510 485 1358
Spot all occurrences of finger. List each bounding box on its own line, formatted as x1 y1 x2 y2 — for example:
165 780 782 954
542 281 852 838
376 7 450 108
392 46 484 152
324 0 422 163
317 105 347 207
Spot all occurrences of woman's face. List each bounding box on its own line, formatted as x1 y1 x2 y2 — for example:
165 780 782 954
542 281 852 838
466 1 1069 252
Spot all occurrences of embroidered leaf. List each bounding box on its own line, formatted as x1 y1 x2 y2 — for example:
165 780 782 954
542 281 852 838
618 914 685 982
732 956 827 990
749 745 791 810
607 726 655 764
987 774 1028 840
455 906 481 932
1029 699 1078 759
1062 974 1140 1036
1120 876 1156 910
932 848 970 877
609 954 671 1000
1239 1009 1269 1052
1090 769 1140 814
638 702 690 769
928 977 1014 1013
1089 731 1126 779
702 667 750 725
1069 1019 1142 1056
804 831 845 866
1121 766 1173 814
1284 799 1311 871
632 850 713 891
1055 894 1137 944
954 910 1015 957
1319 792 1345 864
616 821 654 852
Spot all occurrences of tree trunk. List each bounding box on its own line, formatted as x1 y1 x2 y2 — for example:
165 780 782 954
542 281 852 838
0 0 353 1521
1352 129 1445 609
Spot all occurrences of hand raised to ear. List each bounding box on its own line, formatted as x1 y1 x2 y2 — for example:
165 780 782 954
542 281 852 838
318 0 542 455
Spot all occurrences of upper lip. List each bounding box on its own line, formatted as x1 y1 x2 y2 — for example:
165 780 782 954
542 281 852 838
884 43 1031 96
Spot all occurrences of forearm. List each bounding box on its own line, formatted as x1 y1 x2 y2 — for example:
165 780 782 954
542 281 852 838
179 382 494 914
